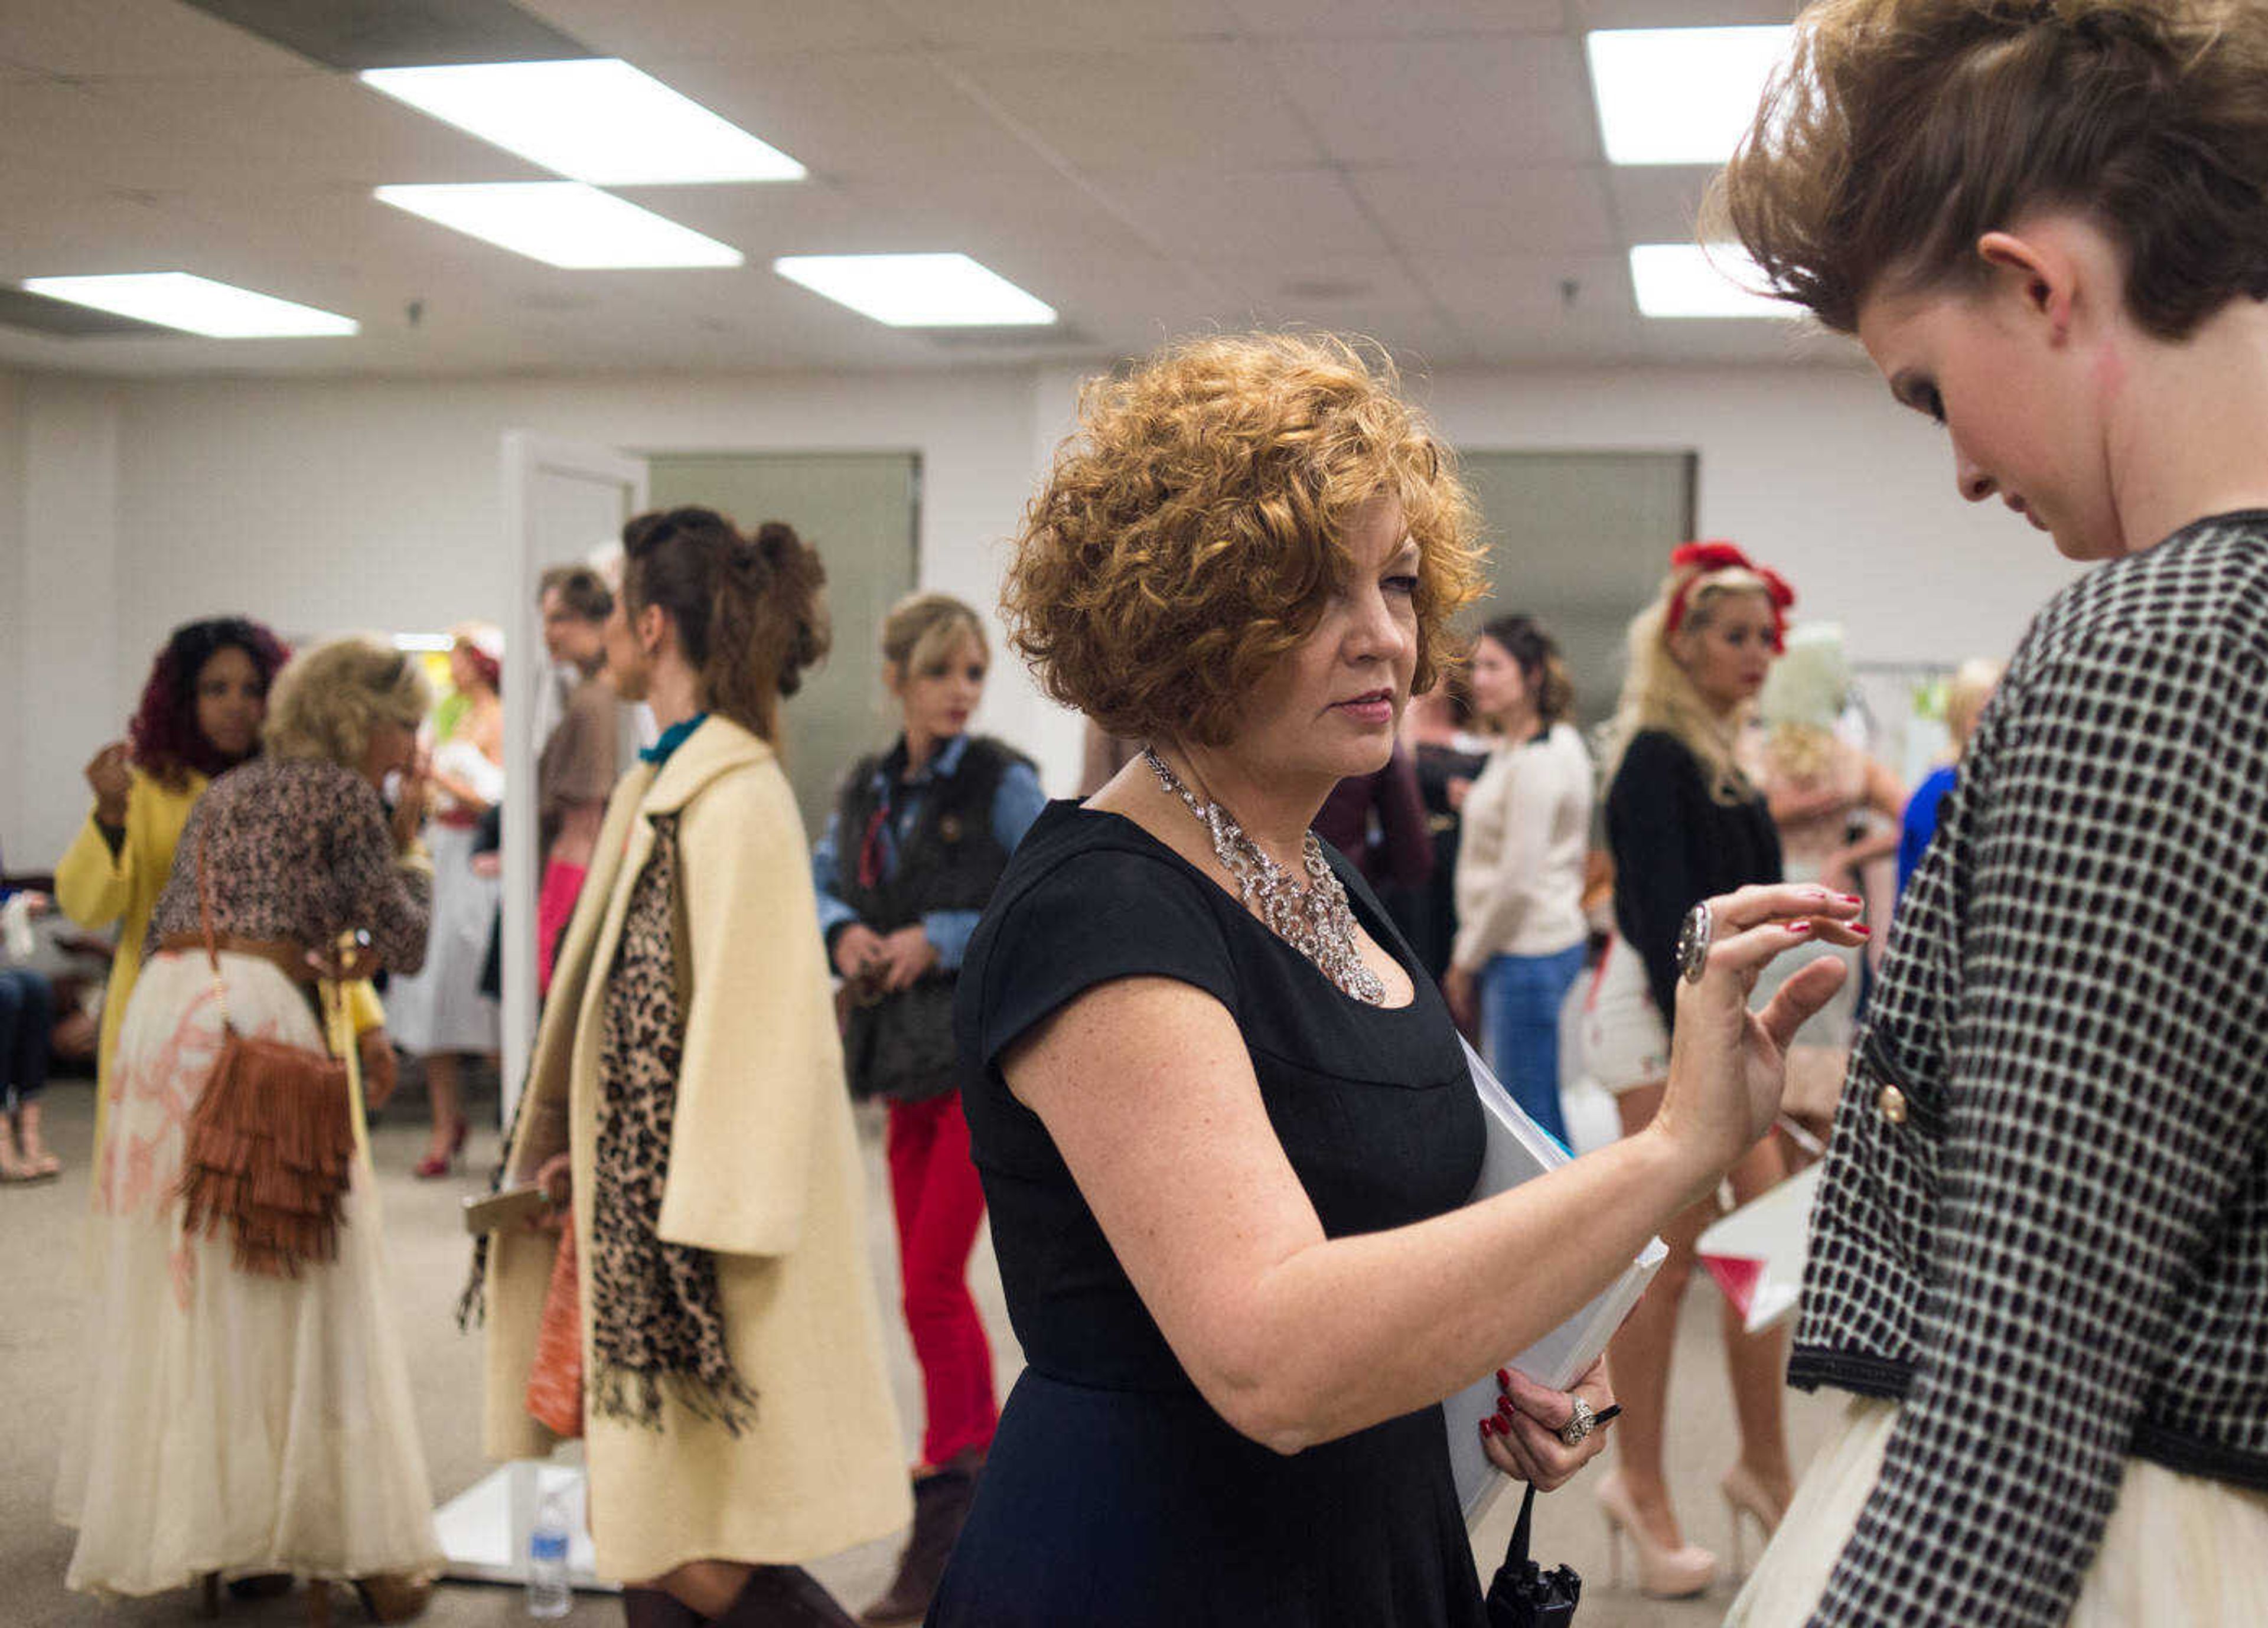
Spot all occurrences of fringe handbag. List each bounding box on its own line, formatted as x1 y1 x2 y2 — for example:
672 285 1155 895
175 824 361 1277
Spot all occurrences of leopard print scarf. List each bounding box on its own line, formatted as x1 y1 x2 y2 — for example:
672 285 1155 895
585 811 755 1434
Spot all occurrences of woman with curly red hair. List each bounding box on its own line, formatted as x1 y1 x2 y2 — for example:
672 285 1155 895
923 334 1862 1626
54 615 289 1166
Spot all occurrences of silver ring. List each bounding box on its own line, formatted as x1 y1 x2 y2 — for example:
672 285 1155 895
1676 901 1713 985
1557 1395 1598 1448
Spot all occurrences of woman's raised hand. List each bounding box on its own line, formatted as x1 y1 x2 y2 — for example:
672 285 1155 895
389 753 432 854
1655 884 1868 1173
84 741 132 825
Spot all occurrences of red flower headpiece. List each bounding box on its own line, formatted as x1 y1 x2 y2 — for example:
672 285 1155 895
1664 540 1795 651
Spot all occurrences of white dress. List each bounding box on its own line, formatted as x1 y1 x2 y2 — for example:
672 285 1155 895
1728 1396 2268 1626
384 736 503 1054
56 950 441 1593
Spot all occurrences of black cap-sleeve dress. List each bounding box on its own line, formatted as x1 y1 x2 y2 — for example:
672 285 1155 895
926 801 1490 1628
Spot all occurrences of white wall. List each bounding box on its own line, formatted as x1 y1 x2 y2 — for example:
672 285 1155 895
0 368 21 870
1418 365 2081 665
2 357 2083 865
8 375 125 870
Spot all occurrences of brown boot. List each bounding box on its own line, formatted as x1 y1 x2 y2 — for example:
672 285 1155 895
347 1573 432 1623
624 1585 705 1628
709 1565 862 1628
859 1453 981 1626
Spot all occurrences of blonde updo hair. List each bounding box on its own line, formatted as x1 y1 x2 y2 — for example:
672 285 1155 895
1602 562 1786 805
263 637 432 770
1004 332 1487 749
882 592 989 681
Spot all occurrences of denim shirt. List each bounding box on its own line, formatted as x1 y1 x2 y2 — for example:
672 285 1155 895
812 734 1047 970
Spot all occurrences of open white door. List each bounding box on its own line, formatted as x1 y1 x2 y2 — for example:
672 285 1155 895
498 431 647 1130
444 433 646 1594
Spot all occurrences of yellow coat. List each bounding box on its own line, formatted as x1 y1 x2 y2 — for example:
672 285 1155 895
484 716 910 1581
56 768 204 1159
55 766 384 1162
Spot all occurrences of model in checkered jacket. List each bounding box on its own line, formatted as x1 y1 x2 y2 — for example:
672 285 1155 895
1711 1 2268 1624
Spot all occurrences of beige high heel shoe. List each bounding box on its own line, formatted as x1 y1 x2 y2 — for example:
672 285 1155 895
1720 1464 1793 1579
1596 1471 1718 1598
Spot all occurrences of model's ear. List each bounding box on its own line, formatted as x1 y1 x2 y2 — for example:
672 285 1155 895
636 601 669 657
1976 227 2078 342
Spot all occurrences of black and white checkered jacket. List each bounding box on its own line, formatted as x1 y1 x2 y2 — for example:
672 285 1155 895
1787 513 2268 1627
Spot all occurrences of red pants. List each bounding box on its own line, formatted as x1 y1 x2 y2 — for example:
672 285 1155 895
536 860 586 997
885 1092 997 1466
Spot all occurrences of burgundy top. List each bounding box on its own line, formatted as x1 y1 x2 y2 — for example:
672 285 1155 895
145 757 432 977
1313 744 1433 888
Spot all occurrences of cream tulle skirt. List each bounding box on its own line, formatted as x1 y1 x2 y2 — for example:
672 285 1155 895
1728 1396 2268 1626
54 951 441 1596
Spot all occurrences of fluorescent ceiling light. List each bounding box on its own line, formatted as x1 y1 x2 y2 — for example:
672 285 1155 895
773 254 1055 328
1630 244 1803 319
19 273 357 337
1587 26 1793 165
376 183 743 269
361 59 804 185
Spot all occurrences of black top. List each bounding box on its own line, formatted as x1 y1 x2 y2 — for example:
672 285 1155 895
1603 728 1782 1026
932 801 1490 1627
1787 514 2268 1628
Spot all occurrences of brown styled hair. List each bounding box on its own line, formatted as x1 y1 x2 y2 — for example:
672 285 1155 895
539 563 614 624
1478 613 1575 729
620 507 829 743
1005 332 1487 749
1708 0 2268 337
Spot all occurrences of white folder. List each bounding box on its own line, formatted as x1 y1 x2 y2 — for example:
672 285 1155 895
1444 1037 1666 1523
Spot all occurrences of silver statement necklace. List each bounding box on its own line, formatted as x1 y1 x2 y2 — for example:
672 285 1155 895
1143 746 1387 1006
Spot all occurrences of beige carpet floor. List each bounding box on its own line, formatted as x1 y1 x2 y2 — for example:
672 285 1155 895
1 1075 1833 1627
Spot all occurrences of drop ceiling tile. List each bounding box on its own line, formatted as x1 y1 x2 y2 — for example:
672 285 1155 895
636 51 1039 181
1222 0 1563 37
1605 165 1722 245
946 43 1322 170
1574 0 1801 30
1350 165 1617 257
1192 252 1430 313
0 184 218 278
1084 167 1390 262
1410 250 1635 316
519 0 915 60
902 0 1243 48
1266 34 1601 166
0 0 315 79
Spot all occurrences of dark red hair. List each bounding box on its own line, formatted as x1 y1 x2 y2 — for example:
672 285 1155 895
128 616 291 787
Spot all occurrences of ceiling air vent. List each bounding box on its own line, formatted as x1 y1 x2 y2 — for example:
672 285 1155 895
177 0 591 71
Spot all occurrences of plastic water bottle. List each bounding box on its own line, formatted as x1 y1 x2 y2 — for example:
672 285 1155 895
526 1485 573 1618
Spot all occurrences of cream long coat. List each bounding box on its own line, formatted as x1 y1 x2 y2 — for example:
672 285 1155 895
483 716 909 1581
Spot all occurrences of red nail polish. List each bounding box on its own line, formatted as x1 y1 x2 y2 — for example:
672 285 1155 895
1479 1418 1495 1438
1497 1368 1511 1389
1497 1399 1516 1420
1789 921 1812 935
1850 922 1872 936
1840 893 1863 905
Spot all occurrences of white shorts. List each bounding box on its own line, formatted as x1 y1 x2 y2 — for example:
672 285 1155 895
1581 933 1670 1094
